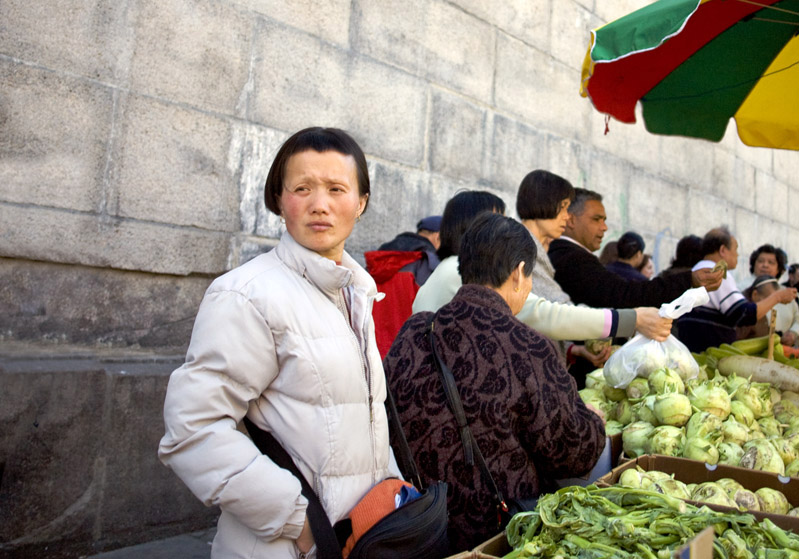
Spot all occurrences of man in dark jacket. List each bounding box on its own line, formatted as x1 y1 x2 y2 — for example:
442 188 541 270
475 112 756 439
548 189 722 308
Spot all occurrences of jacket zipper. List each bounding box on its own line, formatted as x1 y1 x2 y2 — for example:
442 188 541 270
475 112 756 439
336 288 378 486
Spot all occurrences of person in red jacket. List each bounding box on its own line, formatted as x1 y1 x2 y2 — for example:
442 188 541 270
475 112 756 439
366 216 442 358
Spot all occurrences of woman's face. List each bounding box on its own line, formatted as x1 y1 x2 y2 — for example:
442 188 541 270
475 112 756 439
640 258 655 279
538 199 571 241
279 150 366 261
754 252 779 278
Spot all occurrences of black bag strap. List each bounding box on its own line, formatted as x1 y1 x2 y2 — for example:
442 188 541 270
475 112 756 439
426 313 510 522
242 416 343 559
385 379 425 490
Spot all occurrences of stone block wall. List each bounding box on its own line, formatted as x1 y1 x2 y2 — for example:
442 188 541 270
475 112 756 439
2 0 799 554
2 1 799 342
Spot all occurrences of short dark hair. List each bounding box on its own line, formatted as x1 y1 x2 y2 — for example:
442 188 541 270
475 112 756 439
264 127 370 216
672 234 703 268
749 244 787 278
790 263 799 275
438 191 506 260
516 170 575 220
458 212 536 287
701 226 733 256
752 275 780 296
617 231 645 260
568 188 603 216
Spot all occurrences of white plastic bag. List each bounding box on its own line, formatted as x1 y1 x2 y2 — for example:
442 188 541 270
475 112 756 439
603 287 710 388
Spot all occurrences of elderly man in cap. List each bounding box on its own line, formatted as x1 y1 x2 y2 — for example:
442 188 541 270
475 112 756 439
415 215 442 251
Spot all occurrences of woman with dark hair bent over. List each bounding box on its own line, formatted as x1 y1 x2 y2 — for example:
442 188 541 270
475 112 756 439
383 212 605 552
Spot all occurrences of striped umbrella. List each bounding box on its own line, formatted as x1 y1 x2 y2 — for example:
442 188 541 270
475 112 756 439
581 0 799 150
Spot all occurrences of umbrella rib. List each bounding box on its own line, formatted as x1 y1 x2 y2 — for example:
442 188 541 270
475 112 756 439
644 59 799 102
753 16 799 23
734 0 799 17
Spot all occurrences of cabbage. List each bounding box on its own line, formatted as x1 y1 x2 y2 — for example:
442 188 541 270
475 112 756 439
653 393 692 426
652 478 691 500
622 421 655 458
632 395 658 425
729 400 756 427
625 377 650 400
691 482 737 507
685 411 723 440
618 467 646 489
741 439 785 475
770 437 798 465
614 398 634 425
683 436 719 464
585 369 606 390
757 417 783 438
784 417 799 437
755 487 790 514
605 420 624 437
734 382 774 420
723 373 750 396
720 416 749 447
731 489 761 512
786 459 799 478
771 387 782 405
579 388 611 415
774 399 799 424
714 479 760 511
687 384 731 419
603 383 627 402
649 425 686 457
718 442 745 466
648 368 685 395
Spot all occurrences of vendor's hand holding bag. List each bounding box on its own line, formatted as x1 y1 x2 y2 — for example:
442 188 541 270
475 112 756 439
243 386 450 559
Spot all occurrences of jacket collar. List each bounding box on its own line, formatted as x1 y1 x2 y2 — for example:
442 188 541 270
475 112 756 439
450 284 513 316
275 231 377 298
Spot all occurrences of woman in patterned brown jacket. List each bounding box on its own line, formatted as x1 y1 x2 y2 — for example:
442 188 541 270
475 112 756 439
383 212 606 552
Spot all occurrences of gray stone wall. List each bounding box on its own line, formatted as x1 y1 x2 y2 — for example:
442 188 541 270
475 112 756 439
2 0 799 554
3 1 798 348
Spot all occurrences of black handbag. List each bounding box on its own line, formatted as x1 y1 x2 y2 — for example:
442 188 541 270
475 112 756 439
426 313 538 528
242 383 450 559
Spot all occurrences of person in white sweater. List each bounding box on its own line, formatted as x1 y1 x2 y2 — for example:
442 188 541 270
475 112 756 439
412 190 672 351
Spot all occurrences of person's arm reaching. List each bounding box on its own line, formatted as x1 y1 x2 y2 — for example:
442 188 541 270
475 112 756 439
756 287 798 319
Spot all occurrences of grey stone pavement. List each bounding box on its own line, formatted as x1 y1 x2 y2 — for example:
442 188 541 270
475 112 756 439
82 528 216 559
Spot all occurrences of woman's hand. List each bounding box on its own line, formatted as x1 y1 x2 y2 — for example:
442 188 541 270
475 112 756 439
777 287 798 304
634 307 673 342
691 267 724 292
296 517 315 555
572 344 611 368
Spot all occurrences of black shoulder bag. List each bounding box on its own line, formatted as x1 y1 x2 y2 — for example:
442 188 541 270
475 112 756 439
426 313 537 529
243 383 450 559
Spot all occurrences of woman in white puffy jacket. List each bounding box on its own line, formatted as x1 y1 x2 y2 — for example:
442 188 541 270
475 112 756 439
159 127 395 559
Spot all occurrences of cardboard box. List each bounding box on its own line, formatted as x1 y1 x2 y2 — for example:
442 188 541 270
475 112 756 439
597 454 799 532
469 526 713 559
441 534 508 559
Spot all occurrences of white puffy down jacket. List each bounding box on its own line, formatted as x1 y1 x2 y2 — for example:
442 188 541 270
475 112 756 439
159 232 392 558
